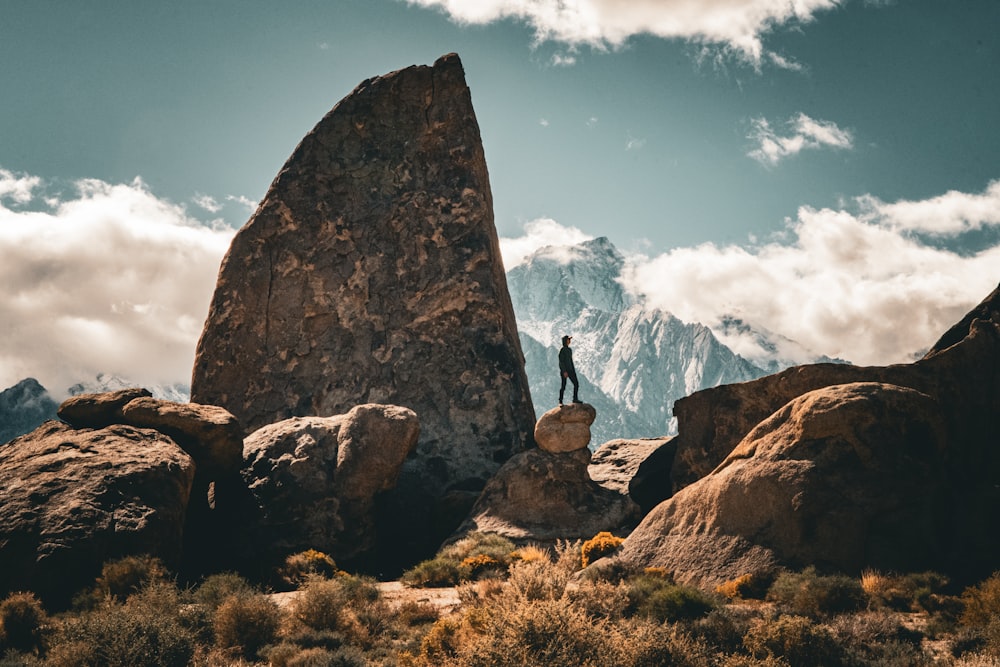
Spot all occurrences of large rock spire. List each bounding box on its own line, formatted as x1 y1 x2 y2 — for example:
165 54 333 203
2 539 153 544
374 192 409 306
192 54 535 562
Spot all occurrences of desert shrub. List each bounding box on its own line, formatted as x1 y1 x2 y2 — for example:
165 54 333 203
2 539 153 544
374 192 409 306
506 559 569 601
290 575 387 648
716 573 771 600
615 618 716 667
962 572 1000 627
402 557 461 588
626 574 717 623
282 550 338 587
828 610 927 666
441 532 516 563
92 554 168 603
566 579 631 620
690 607 756 654
862 570 951 612
509 545 550 563
459 554 504 581
397 600 440 626
767 568 866 618
743 615 844 667
578 557 642 584
719 656 791 667
0 592 47 655
51 602 194 667
213 591 283 660
553 539 584 573
194 572 255 610
581 531 624 568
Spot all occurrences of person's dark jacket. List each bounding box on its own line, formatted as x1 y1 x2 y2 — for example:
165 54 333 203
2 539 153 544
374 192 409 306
559 345 575 375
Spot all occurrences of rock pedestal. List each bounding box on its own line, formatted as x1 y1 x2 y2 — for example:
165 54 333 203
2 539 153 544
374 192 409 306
534 403 597 453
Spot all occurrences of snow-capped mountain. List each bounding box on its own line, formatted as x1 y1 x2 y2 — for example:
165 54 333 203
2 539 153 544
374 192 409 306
507 237 773 445
0 373 190 444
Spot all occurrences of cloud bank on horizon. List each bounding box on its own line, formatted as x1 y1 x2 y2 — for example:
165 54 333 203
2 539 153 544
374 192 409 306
0 169 234 396
2 166 999 394
403 0 841 66
502 181 1000 367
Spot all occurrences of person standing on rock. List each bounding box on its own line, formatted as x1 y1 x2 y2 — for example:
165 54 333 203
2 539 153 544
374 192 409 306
558 335 582 405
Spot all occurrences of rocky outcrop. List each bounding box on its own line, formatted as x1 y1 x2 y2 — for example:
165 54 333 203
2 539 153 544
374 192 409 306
241 404 419 566
455 447 639 542
619 383 950 588
57 387 152 429
190 53 535 560
0 421 194 606
121 398 243 477
588 437 670 497
534 403 596 453
620 284 1000 584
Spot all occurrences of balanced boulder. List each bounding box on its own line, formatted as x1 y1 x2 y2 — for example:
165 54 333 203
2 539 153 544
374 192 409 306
534 403 596 453
0 421 194 606
57 387 151 429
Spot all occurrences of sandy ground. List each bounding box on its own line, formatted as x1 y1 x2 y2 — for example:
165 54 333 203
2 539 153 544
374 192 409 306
270 581 461 616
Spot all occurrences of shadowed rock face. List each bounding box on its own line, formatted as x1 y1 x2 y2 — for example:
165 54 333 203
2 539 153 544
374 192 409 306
191 54 535 562
0 421 194 607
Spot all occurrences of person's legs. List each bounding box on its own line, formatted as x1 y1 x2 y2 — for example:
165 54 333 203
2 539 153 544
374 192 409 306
559 374 568 404
570 372 580 402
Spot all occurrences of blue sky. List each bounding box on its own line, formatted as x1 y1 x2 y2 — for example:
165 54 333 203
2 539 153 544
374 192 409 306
2 0 999 392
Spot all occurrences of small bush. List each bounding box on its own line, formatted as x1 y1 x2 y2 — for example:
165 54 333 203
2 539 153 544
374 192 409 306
401 557 461 588
862 570 951 612
509 545 550 563
0 592 47 655
93 554 168 603
213 592 282 660
716 573 770 600
744 614 844 667
581 531 624 568
627 575 717 623
459 554 504 580
52 602 194 667
440 532 516 564
962 572 1000 628
396 601 440 626
506 559 569 601
282 550 338 587
194 572 255 610
767 567 867 618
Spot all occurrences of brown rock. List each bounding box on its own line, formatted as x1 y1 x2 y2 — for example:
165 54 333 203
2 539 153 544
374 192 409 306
619 383 951 588
57 387 152 429
534 403 597 453
190 54 535 559
588 437 669 495
241 404 419 565
455 447 640 542
0 421 194 606
121 397 243 476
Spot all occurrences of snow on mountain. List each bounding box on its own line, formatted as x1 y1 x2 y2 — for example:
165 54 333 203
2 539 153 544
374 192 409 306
507 237 774 445
67 372 190 403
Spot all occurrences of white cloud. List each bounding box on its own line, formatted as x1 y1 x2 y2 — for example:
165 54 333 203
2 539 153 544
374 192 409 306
0 172 235 395
403 0 842 66
226 194 258 212
620 181 1000 366
500 217 594 269
0 168 42 204
193 192 222 213
539 118 550 127
859 180 1000 236
551 52 577 66
748 112 854 166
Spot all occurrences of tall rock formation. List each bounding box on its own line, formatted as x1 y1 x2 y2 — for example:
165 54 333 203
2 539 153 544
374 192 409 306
191 54 535 563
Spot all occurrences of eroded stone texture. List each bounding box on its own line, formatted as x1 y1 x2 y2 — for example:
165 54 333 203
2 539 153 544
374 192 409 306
191 54 535 557
241 404 419 565
454 447 639 543
619 383 951 588
0 421 194 606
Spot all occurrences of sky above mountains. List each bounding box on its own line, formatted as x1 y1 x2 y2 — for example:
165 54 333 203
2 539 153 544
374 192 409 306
1 0 999 393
